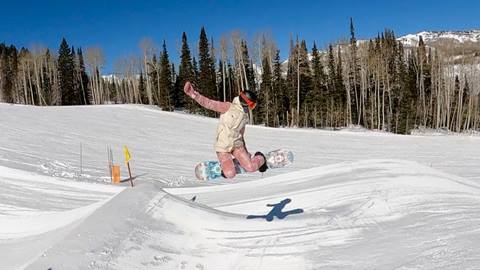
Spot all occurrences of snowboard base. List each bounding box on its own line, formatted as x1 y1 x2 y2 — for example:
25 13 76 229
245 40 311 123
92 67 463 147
194 149 294 181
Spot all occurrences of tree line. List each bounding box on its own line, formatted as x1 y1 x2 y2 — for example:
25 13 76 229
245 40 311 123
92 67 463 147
1 20 479 134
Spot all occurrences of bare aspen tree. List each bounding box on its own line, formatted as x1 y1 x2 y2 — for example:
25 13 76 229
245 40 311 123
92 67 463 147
253 31 274 90
140 38 155 105
343 41 354 127
231 30 249 92
220 36 228 101
357 42 369 127
19 56 30 104
115 55 141 103
50 52 61 105
267 36 277 126
471 56 480 130
25 54 35 105
31 45 47 105
85 47 105 104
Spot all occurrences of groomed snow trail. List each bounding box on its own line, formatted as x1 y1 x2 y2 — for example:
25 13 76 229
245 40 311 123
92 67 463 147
1 104 480 269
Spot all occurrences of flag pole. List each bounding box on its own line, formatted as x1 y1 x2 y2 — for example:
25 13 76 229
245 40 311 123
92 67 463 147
123 146 134 187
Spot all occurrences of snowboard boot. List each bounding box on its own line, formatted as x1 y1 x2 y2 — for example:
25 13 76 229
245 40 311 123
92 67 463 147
254 152 268 173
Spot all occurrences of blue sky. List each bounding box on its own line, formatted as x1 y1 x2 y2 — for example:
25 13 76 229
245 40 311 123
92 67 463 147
1 0 479 73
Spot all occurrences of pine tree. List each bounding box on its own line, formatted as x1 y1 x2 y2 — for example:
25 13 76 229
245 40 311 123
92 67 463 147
285 37 298 125
57 38 76 105
298 40 312 126
171 62 178 108
417 35 431 126
336 46 346 125
185 56 200 113
398 54 417 134
109 78 117 103
326 44 337 126
241 40 256 91
272 50 287 127
198 27 216 116
382 29 400 131
392 41 406 133
138 71 147 104
311 42 327 127
178 32 194 109
77 48 90 105
217 59 225 101
0 45 14 103
158 41 173 111
192 56 199 87
148 54 159 105
210 37 218 99
41 49 53 105
71 46 83 105
257 53 273 126
227 61 236 101
349 17 360 124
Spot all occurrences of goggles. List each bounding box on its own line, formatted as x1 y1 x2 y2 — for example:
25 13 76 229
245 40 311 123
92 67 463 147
240 92 257 110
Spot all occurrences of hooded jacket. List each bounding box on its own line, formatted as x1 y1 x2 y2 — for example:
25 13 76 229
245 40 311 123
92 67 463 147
191 93 249 153
215 97 249 152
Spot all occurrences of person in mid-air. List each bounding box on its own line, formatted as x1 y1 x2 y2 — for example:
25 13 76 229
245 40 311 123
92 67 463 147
183 81 267 178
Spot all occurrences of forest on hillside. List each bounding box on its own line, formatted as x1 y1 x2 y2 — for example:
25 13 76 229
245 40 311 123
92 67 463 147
1 19 479 134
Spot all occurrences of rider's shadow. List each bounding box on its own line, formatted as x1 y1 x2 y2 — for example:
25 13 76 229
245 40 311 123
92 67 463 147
246 198 304 222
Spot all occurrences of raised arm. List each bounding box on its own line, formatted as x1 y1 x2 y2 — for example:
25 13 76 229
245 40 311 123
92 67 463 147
184 82 230 113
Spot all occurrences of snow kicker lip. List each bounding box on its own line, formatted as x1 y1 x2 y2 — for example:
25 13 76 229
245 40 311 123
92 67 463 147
0 166 123 240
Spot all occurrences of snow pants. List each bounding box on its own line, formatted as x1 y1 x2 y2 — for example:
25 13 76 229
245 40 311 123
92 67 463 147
217 146 265 179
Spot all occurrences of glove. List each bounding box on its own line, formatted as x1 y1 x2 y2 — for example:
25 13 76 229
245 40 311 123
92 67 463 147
184 81 198 99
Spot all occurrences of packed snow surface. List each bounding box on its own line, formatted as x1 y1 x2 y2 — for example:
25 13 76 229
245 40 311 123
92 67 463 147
1 103 480 269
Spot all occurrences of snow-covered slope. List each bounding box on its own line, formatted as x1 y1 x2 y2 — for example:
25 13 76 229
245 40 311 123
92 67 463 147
29 160 480 269
1 103 480 269
398 30 480 47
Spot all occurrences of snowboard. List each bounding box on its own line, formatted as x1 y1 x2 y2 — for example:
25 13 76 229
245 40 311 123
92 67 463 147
195 149 294 181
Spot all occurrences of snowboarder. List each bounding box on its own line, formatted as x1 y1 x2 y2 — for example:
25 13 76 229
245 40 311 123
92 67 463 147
183 81 267 179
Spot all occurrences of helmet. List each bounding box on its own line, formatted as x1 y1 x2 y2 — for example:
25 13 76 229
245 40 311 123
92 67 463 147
239 90 257 109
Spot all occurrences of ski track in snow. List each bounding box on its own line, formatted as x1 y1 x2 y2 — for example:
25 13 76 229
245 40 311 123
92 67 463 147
1 103 480 269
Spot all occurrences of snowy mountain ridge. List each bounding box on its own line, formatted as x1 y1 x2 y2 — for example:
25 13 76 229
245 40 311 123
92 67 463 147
398 30 480 46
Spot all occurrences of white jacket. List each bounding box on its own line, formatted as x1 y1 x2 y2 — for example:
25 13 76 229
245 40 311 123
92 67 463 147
215 97 249 152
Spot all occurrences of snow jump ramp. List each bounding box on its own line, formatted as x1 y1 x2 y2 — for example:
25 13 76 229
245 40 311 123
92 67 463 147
28 159 480 269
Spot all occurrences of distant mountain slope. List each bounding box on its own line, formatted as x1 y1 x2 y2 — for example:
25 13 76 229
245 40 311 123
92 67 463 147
398 30 480 47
